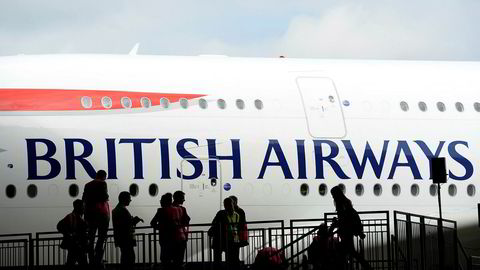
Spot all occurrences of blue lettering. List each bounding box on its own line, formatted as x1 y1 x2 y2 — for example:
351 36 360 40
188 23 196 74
65 139 96 179
448 141 473 180
176 138 203 180
26 139 61 180
414 140 445 179
388 141 421 179
343 140 389 179
258 140 293 179
207 139 242 179
313 140 349 180
296 140 307 179
159 139 171 179
119 138 155 179
106 138 117 179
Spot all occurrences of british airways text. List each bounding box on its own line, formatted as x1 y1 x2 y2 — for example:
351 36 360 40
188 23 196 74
25 138 473 181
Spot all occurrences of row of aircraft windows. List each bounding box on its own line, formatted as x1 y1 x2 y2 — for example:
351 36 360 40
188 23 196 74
399 101 480 113
2 182 477 199
81 96 264 110
300 183 476 197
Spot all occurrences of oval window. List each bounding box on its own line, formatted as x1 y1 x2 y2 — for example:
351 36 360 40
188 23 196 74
6 185 16 198
392 184 401 196
129 184 139 197
180 98 189 109
69 184 79 197
400 101 409 111
160 98 170 109
418 102 427 112
355 184 364 196
455 102 464 112
437 102 446 112
373 184 382 196
27 184 37 198
411 184 420 196
319 184 328 196
467 184 476 197
141 97 151 108
474 102 480 112
121 97 132 108
254 99 264 110
300 183 309 196
149 184 158 197
217 99 226 109
448 184 457 196
236 99 245 110
199 98 208 109
81 96 93 109
343 100 350 106
429 184 438 196
102 96 113 109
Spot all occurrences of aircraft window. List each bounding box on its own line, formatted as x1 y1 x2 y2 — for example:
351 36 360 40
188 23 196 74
6 184 16 198
27 184 37 198
474 102 480 112
69 184 79 198
400 101 409 112
236 99 245 110
149 184 158 197
343 100 350 106
141 97 152 108
436 102 446 112
455 102 464 112
121 97 132 108
101 96 113 109
448 184 457 196
217 99 226 109
418 102 427 112
300 183 309 196
129 184 139 197
429 184 438 196
467 184 476 197
199 98 208 109
355 184 364 196
319 184 328 196
81 96 93 109
411 184 419 196
180 98 189 109
373 184 382 196
392 184 401 196
160 98 170 109
338 184 346 194
254 99 264 110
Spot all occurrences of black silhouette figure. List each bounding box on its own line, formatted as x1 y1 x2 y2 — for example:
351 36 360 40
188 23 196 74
82 170 110 267
57 199 88 267
173 190 190 269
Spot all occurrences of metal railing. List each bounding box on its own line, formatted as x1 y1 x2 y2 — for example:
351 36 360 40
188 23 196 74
0 233 32 269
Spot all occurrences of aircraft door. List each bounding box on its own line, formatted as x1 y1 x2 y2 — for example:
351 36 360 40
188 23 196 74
180 158 223 222
296 77 347 138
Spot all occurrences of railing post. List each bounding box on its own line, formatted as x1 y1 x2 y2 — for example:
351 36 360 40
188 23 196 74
289 220 294 269
405 214 412 270
438 218 445 270
419 216 426 270
28 233 34 270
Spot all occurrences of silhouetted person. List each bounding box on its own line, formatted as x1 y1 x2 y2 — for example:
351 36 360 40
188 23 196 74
252 247 286 270
210 197 240 270
330 185 371 270
57 199 88 267
308 223 339 269
82 170 110 267
112 191 143 270
173 190 190 269
230 195 249 247
151 193 184 269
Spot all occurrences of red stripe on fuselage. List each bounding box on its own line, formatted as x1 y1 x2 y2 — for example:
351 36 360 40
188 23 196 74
0 89 205 111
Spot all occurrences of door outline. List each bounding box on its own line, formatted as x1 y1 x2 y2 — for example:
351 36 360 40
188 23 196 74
296 76 347 138
180 157 223 210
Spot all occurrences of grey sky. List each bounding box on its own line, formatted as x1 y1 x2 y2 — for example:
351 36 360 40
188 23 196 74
1 0 480 60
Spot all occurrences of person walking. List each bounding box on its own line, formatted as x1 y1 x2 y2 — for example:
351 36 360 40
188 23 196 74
112 191 143 270
172 191 190 269
57 199 88 268
82 170 110 267
330 185 371 270
230 195 249 247
209 197 241 270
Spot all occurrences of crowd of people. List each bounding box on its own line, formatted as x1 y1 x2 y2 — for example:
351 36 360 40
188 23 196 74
56 169 370 270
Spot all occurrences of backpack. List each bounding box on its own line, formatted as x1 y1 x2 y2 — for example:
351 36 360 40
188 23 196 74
351 209 364 238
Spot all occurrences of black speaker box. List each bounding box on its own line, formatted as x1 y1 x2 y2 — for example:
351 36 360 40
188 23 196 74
431 157 447 183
